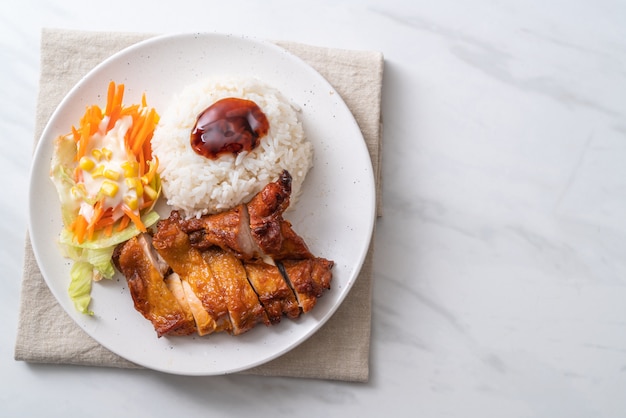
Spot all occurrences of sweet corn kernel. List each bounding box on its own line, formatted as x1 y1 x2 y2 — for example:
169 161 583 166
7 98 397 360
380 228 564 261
121 161 139 178
124 178 143 196
79 156 95 171
101 148 113 161
103 169 120 181
100 180 119 197
91 149 103 161
91 165 105 178
123 194 139 211
135 181 143 197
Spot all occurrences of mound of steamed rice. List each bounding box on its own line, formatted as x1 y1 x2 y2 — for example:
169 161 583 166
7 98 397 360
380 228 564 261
151 77 313 219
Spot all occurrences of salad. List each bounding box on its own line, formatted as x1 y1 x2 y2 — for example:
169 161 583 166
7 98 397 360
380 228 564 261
50 82 161 314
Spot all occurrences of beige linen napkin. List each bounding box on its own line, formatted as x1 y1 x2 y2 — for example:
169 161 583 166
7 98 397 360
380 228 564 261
15 28 383 382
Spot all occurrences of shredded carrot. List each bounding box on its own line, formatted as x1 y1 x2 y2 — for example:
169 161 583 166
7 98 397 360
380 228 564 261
105 82 124 116
142 134 153 161
85 200 105 241
72 215 89 244
105 81 115 115
116 215 131 231
139 199 154 210
122 206 146 232
120 103 139 118
71 126 81 143
138 149 146 178
115 84 125 109
68 81 159 244
94 207 115 229
128 108 145 141
106 106 122 131
95 217 115 229
84 106 103 136
132 108 156 154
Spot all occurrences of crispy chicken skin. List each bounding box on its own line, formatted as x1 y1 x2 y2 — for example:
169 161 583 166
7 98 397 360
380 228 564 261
180 170 312 261
163 273 193 322
202 247 270 334
271 220 313 260
246 170 292 256
244 261 301 323
164 272 216 337
114 171 334 337
279 258 334 313
113 234 196 337
152 216 232 335
182 204 261 260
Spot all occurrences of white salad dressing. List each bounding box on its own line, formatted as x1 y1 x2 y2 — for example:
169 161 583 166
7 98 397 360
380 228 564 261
77 115 141 223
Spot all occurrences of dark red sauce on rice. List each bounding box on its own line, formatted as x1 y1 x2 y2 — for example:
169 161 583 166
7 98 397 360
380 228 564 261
190 98 269 159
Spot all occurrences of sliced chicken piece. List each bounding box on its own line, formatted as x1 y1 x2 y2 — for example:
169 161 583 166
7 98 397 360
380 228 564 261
181 205 262 260
181 278 217 336
202 247 270 335
113 234 196 337
164 272 213 337
270 220 313 260
153 250 171 277
247 170 292 256
243 260 301 323
152 215 232 335
278 258 334 313
163 272 190 312
181 171 311 261
113 170 335 338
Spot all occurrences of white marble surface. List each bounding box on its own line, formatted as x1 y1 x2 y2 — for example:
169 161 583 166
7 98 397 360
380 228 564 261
2 0 625 416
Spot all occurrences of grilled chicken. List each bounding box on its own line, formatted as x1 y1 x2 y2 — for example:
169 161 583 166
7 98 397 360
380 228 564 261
152 216 232 335
114 170 334 337
271 220 313 260
163 272 193 323
243 261 301 323
113 234 196 337
181 171 312 261
202 247 270 334
246 170 292 256
279 258 334 313
182 204 261 260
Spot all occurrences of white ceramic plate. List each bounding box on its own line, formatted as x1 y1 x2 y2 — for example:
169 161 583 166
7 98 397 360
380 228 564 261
29 33 375 376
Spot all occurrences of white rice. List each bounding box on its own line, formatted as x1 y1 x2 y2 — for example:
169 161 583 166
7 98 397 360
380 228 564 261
152 77 313 219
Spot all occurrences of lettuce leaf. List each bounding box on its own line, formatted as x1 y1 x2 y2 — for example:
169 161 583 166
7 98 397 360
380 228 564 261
50 133 163 314
86 246 116 279
50 135 81 227
57 211 160 314
68 261 94 315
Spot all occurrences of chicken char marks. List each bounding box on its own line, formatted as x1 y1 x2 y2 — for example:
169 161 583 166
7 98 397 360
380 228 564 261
113 170 334 337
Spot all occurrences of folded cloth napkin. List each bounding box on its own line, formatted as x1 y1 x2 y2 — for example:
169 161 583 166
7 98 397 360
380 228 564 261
15 28 383 382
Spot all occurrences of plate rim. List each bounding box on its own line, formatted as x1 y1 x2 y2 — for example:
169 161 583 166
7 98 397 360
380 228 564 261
28 31 376 375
